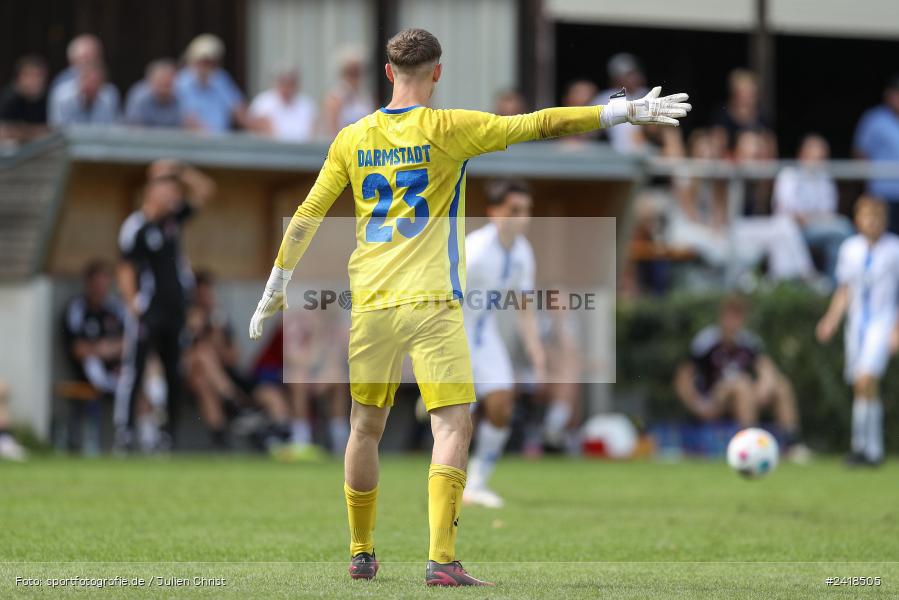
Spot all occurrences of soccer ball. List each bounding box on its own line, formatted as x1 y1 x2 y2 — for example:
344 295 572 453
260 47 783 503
726 428 779 478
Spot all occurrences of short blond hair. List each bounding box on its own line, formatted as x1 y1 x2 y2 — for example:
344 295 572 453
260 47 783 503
386 28 442 74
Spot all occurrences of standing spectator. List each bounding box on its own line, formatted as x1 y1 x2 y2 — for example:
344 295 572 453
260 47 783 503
773 134 854 280
0 380 27 461
175 34 253 134
493 88 527 116
0 55 49 141
322 49 375 136
711 69 772 153
674 295 809 462
114 160 215 451
49 34 103 97
249 66 317 142
854 75 899 232
593 53 648 153
62 260 124 454
125 59 183 128
48 61 120 126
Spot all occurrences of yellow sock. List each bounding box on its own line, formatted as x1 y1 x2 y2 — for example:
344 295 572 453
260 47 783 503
344 482 377 556
428 463 466 563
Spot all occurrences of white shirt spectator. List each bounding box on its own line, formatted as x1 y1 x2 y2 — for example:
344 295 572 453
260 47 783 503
249 89 317 142
773 166 838 217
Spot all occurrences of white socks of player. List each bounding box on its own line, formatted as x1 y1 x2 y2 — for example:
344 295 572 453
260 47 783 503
329 417 350 455
867 400 884 462
291 419 312 446
468 421 510 490
544 402 572 446
852 398 883 462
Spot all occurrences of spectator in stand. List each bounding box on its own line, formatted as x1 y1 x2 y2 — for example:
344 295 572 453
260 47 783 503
493 88 527 116
0 55 49 141
49 61 120 126
125 59 183 128
593 53 648 153
734 128 777 215
774 134 854 281
49 34 103 98
322 48 375 136
561 79 599 146
249 65 317 142
0 380 27 461
175 34 255 134
853 75 899 232
711 69 773 154
674 295 809 462
669 128 815 282
62 260 124 454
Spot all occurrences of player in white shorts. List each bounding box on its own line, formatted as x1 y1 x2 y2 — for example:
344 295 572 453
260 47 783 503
817 196 899 466
462 181 545 508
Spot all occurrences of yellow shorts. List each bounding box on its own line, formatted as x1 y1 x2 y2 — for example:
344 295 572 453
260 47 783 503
348 300 475 412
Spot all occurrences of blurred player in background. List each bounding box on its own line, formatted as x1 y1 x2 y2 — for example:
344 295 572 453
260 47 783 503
248 27 690 586
817 196 899 467
462 180 542 508
115 160 215 451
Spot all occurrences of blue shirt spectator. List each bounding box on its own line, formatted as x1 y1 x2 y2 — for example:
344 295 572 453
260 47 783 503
125 59 182 128
854 76 899 202
175 67 241 133
49 62 119 126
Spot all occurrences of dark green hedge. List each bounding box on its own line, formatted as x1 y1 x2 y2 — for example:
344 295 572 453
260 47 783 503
616 284 898 453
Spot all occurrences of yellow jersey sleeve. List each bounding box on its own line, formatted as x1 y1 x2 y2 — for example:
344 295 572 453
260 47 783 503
440 106 604 160
275 132 350 270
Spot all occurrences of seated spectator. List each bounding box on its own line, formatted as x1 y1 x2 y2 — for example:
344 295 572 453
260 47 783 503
249 65 317 142
283 309 350 456
49 34 104 98
493 88 527 116
185 271 279 449
175 34 253 134
49 61 120 126
252 311 350 460
669 129 815 282
853 75 899 232
773 134 853 281
125 59 183 128
62 260 124 454
322 48 375 136
674 295 809 462
0 55 49 141
593 53 648 153
0 380 27 461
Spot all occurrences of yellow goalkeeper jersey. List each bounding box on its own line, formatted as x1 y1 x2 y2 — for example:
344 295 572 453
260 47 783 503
275 104 603 312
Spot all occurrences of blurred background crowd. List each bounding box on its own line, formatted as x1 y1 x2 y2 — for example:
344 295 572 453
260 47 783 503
2 0 899 463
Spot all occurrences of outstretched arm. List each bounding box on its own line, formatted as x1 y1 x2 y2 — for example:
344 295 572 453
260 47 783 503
505 86 691 145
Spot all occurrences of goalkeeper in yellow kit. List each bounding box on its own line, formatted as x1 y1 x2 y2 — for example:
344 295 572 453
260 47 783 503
249 28 690 586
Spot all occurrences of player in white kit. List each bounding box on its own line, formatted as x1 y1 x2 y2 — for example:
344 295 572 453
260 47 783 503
817 196 899 466
462 181 545 508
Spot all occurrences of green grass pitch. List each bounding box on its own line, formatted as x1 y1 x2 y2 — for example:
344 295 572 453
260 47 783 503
1 455 897 598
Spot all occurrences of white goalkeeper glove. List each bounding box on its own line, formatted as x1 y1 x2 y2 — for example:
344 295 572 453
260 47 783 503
600 86 691 128
248 266 292 340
